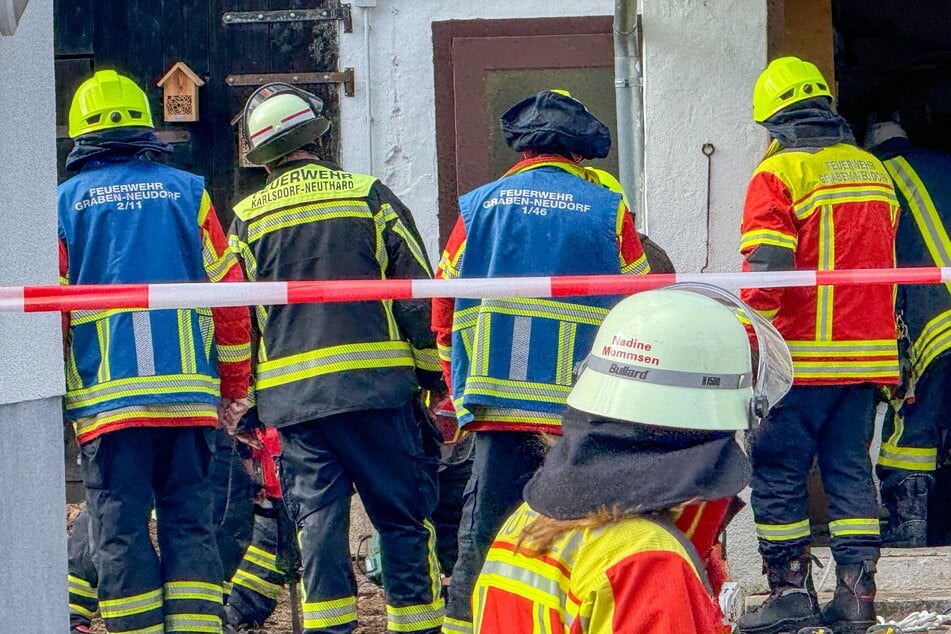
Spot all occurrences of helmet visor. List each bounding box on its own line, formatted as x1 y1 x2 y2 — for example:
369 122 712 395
665 283 793 427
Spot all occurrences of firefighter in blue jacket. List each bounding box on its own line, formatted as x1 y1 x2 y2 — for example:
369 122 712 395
867 115 951 547
59 70 252 633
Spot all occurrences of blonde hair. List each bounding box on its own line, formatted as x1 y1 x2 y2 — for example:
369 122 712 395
517 505 678 555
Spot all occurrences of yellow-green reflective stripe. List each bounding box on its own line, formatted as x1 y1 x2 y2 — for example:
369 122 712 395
382 204 432 275
912 309 951 374
217 342 251 363
793 186 898 219
476 298 610 327
373 207 389 271
244 545 280 573
110 625 164 634
816 205 835 341
464 376 571 402
755 520 810 541
828 518 880 537
164 581 222 603
740 229 798 251
65 375 219 410
69 603 97 618
303 595 358 628
257 341 414 389
413 347 441 373
478 561 562 606
178 310 197 374
471 407 562 425
100 588 163 618
441 616 473 633
229 236 258 281
96 318 111 383
383 299 400 340
68 574 98 599
554 322 577 386
886 157 951 267
248 203 371 243
437 343 452 362
621 252 651 275
232 569 283 600
72 308 149 326
164 613 221 632
202 236 235 283
75 404 218 438
878 442 937 471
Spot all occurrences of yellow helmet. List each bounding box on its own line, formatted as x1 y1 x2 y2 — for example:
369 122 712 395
753 56 832 123
68 70 153 138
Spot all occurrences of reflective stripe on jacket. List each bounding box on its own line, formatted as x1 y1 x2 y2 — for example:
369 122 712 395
472 503 727 634
58 158 249 441
446 161 640 428
740 142 900 385
875 143 951 378
230 160 440 427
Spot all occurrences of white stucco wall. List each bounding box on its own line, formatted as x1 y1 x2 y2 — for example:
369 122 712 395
338 0 767 273
0 2 69 631
0 0 64 405
338 0 770 593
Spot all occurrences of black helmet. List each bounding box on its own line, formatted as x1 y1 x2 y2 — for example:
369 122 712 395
500 90 611 160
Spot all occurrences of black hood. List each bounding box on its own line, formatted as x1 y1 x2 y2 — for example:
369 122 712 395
501 91 611 160
66 127 173 171
523 407 750 520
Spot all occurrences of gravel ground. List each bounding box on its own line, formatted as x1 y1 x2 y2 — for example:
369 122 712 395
67 504 388 633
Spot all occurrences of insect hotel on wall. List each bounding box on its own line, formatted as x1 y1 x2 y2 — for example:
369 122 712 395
157 62 205 123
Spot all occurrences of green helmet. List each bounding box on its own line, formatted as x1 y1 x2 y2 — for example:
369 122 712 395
567 284 793 430
242 83 332 165
68 70 153 138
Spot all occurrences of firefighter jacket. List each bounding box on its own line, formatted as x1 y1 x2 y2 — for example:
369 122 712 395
58 157 251 444
433 156 650 433
472 501 730 634
740 142 900 385
229 160 442 427
873 139 951 379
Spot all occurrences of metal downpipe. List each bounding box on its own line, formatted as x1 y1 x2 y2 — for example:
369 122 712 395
614 0 647 233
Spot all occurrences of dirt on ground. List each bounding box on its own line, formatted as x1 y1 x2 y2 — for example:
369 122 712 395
67 503 388 633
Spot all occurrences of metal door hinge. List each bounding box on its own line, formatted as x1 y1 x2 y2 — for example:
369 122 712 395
225 69 355 97
222 4 352 33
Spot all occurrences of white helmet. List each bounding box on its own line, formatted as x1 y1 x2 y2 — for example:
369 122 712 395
242 83 331 165
567 284 793 431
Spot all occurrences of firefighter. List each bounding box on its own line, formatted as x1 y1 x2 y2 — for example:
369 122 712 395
59 70 252 633
866 115 951 547
433 89 651 633
230 83 445 634
736 57 900 634
472 285 792 633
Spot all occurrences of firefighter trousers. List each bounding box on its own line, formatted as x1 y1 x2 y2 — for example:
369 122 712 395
443 432 547 633
226 500 298 628
877 355 951 490
68 508 99 631
80 426 224 633
277 401 443 634
750 384 881 565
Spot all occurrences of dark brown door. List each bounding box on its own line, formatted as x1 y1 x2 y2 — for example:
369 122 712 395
433 17 616 246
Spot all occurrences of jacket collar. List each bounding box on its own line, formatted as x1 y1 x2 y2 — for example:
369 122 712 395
503 155 586 179
266 158 341 184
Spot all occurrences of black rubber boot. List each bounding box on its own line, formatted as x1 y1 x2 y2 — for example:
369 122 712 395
882 474 932 547
820 561 877 634
738 554 821 633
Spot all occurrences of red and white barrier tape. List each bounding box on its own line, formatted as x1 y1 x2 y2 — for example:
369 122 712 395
2 267 950 313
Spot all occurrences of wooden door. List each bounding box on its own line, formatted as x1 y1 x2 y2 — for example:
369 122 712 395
432 17 616 246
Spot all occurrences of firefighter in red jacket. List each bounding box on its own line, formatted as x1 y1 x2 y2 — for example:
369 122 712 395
473 285 793 634
736 58 900 634
433 90 649 634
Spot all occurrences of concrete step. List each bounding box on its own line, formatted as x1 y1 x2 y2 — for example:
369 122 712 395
811 546 951 595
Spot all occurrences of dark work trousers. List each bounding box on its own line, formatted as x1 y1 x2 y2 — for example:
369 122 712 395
226 500 299 627
750 384 881 565
209 428 256 585
443 432 547 632
433 458 474 576
68 508 99 630
877 356 951 490
277 401 443 634
81 426 224 633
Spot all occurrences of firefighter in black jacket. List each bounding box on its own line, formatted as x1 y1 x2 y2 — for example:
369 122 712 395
230 84 446 634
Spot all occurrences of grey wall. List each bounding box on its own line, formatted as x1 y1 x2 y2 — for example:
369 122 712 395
0 0 69 631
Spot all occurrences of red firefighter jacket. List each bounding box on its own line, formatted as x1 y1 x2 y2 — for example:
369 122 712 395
740 142 900 385
472 499 731 634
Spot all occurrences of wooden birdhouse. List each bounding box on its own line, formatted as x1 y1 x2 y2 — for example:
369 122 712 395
157 62 205 123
